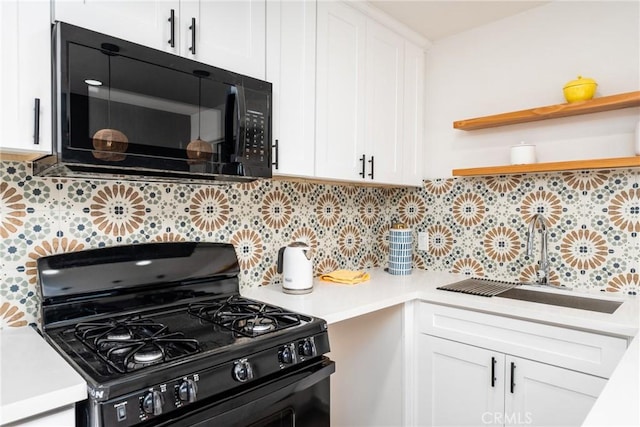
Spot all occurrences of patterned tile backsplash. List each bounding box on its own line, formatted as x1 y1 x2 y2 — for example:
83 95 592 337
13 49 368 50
1 161 638 328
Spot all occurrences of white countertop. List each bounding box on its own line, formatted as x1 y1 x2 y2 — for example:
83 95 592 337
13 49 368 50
0 270 636 425
0 327 87 425
243 268 639 336
243 268 640 426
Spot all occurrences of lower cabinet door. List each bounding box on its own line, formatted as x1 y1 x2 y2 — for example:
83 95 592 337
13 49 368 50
504 356 606 427
417 335 505 427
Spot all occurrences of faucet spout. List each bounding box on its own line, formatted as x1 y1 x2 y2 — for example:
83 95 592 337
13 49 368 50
526 214 550 285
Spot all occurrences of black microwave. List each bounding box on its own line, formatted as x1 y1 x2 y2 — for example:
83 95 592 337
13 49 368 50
34 22 272 182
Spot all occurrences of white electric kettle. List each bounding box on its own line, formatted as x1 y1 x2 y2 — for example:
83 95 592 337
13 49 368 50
277 242 313 294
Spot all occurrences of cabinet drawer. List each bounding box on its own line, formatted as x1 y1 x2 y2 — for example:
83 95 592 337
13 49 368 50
417 302 627 378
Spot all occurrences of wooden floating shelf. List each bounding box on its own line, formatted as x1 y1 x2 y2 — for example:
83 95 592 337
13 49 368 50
452 156 640 177
453 91 640 130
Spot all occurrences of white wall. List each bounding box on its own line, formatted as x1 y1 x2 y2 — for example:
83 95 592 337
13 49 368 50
423 1 640 178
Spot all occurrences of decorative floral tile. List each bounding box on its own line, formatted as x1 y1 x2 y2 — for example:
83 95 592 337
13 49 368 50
413 168 640 295
1 160 639 329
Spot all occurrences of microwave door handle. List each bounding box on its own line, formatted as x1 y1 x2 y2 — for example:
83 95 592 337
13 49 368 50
235 87 246 175
222 87 244 176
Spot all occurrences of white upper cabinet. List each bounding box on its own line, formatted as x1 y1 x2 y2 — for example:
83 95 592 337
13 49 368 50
53 0 266 79
53 1 180 54
315 1 426 186
401 41 425 186
266 0 316 177
184 0 265 79
315 0 367 182
365 20 404 185
0 0 52 159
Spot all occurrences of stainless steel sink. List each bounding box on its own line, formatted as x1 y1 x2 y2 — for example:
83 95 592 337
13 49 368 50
496 287 623 314
437 278 623 314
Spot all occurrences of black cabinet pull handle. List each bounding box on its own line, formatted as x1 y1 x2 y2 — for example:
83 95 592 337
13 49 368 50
491 357 496 387
367 156 374 179
168 9 175 47
272 139 279 169
33 98 40 145
358 154 366 178
189 17 196 54
510 362 516 393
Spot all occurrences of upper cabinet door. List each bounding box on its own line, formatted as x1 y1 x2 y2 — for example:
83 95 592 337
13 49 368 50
188 0 266 79
0 0 51 158
266 0 316 177
402 41 425 186
53 1 180 55
315 1 367 181
365 21 404 185
53 0 265 79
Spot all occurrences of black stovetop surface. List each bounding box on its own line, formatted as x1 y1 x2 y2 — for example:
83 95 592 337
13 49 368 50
44 295 325 395
37 242 329 400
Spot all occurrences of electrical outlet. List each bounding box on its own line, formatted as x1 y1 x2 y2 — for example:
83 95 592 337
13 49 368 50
418 231 429 251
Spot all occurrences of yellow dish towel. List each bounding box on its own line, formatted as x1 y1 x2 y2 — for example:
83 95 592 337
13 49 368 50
319 269 370 285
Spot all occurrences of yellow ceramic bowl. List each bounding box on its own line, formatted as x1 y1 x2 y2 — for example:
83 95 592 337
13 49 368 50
563 75 597 103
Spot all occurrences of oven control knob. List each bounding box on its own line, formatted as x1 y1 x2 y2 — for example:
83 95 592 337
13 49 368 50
141 390 164 416
298 338 316 357
178 378 197 403
233 359 254 382
278 345 296 365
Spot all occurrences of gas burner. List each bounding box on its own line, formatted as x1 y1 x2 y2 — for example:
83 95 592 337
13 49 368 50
189 296 303 337
75 316 165 349
107 331 132 341
75 316 200 373
133 347 164 364
242 317 276 334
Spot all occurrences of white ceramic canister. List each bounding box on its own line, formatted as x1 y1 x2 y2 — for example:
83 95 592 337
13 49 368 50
388 228 412 275
510 141 536 165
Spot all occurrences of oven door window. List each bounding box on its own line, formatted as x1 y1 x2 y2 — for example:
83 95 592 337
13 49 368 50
63 42 239 174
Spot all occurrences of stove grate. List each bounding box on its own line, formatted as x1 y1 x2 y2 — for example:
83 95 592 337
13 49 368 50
189 296 303 337
74 316 200 373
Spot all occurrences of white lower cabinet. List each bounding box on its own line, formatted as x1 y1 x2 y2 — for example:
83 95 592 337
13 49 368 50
4 404 75 427
418 335 607 427
504 355 606 427
418 335 504 427
415 303 626 427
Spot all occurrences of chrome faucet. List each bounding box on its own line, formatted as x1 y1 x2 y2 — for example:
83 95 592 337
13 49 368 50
526 214 550 286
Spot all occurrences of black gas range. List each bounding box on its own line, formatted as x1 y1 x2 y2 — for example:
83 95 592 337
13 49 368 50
37 242 334 427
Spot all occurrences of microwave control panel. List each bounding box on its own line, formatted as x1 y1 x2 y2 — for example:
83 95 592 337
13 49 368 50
244 110 266 163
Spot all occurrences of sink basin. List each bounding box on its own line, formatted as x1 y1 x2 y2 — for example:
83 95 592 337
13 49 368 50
496 287 623 314
437 278 624 314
